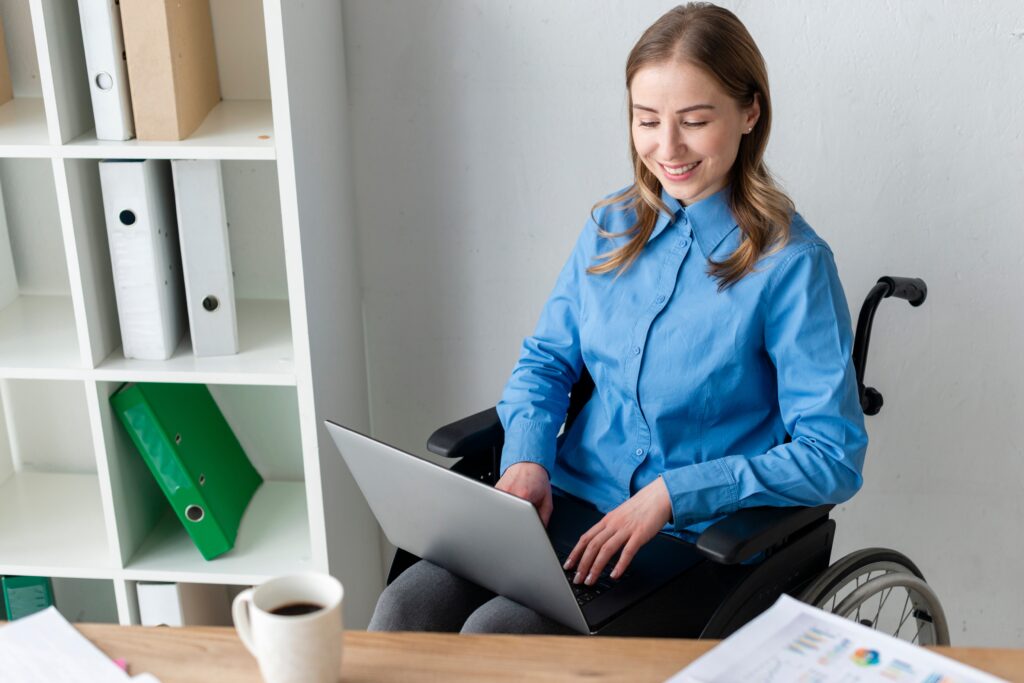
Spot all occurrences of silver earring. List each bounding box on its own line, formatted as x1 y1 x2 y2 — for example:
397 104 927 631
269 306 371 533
746 127 753 133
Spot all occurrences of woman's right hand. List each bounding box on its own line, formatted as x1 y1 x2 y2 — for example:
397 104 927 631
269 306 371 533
495 462 553 527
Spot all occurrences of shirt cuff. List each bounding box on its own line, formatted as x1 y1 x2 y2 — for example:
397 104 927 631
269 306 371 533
499 421 559 477
661 458 738 530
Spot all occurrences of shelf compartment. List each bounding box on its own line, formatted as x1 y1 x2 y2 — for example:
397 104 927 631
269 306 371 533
0 378 112 576
0 294 82 378
0 98 50 156
94 298 294 386
0 157 82 372
42 0 272 150
62 100 275 160
121 481 313 585
51 577 119 623
0 472 115 578
0 0 50 155
126 580 242 626
71 157 290 377
98 380 307 582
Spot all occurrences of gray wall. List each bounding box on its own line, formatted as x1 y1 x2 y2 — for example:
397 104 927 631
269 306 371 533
342 1 1024 646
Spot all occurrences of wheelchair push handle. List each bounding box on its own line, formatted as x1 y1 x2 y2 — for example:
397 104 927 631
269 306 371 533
853 275 928 416
878 276 927 307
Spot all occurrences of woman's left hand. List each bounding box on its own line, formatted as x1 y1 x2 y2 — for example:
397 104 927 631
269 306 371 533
563 476 673 585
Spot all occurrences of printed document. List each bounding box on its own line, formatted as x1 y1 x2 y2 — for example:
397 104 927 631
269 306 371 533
0 607 160 683
671 595 1006 683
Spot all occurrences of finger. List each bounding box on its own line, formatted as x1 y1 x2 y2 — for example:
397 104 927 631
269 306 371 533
586 531 629 585
574 527 616 584
564 522 603 570
577 527 618 584
610 539 641 580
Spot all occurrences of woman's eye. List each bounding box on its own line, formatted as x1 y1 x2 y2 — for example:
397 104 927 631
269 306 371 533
637 121 707 129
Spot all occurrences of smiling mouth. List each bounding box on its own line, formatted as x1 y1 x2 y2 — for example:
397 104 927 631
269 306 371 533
661 161 700 175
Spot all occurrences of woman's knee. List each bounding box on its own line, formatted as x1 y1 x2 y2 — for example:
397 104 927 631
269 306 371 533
368 561 492 632
367 577 422 631
461 597 575 635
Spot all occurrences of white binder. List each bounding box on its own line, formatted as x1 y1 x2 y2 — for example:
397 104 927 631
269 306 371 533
0 181 17 310
171 159 239 357
77 0 135 141
99 159 186 360
137 582 233 627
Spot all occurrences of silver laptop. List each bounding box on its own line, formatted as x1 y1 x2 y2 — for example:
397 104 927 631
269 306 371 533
325 420 699 634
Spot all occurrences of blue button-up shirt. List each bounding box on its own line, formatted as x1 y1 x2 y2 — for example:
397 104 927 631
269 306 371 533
497 185 867 536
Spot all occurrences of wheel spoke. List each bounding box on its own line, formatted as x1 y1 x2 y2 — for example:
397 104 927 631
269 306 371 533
872 586 894 630
895 592 914 635
912 617 925 645
855 573 868 624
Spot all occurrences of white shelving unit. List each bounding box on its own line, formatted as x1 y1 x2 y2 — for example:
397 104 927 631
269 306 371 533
0 0 382 627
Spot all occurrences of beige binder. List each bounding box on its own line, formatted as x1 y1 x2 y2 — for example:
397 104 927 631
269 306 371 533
119 0 221 140
0 16 13 105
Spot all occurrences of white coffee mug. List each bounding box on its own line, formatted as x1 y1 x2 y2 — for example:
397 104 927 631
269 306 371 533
232 572 344 683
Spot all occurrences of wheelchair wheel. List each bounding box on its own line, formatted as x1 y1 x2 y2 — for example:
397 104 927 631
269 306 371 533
799 548 950 646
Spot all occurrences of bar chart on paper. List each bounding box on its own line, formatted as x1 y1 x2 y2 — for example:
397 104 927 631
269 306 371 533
676 599 1004 683
736 616 872 682
736 614 981 682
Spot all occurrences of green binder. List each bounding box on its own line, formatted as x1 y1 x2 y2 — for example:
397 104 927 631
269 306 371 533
2 576 54 620
111 383 264 560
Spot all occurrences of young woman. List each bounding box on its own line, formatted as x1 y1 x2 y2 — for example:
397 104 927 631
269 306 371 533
369 2 867 634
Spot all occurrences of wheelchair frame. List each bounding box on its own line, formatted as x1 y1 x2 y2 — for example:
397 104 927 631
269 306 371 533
387 276 948 642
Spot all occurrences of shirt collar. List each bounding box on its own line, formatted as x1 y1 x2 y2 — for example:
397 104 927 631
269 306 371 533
649 185 738 257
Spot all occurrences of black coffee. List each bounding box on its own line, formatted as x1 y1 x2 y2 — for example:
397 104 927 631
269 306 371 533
270 602 323 617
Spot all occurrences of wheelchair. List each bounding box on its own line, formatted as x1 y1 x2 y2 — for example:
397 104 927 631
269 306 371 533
387 275 950 645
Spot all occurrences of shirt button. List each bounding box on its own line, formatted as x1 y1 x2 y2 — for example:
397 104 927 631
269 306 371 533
635 448 644 456
655 295 666 304
632 346 641 355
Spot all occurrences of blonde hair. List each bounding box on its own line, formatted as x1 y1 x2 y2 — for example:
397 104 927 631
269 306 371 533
589 2 794 288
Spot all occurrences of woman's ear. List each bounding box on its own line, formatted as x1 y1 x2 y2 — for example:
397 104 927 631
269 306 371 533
745 92 761 131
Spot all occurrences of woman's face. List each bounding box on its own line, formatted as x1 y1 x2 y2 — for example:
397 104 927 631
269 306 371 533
630 60 759 206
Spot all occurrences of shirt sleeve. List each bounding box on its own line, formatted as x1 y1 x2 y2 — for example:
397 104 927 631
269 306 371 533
660 243 869 529
496 221 592 477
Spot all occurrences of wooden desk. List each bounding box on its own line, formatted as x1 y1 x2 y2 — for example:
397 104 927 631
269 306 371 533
72 625 1024 682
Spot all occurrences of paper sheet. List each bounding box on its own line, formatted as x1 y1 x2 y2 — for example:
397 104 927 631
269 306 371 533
0 607 161 683
671 595 1007 683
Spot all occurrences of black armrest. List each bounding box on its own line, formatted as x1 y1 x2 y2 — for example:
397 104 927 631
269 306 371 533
426 407 504 460
696 505 834 565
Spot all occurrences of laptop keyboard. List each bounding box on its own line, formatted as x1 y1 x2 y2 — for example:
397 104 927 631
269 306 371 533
554 547 631 606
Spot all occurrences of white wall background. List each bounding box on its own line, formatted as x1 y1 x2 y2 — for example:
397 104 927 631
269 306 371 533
341 0 1024 647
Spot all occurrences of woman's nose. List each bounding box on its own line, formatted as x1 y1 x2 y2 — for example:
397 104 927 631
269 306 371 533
661 125 684 155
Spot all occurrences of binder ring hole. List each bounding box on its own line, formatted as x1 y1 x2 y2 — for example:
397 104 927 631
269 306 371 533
174 433 182 445
202 296 219 312
119 210 136 226
185 505 205 522
95 72 114 91
199 474 206 486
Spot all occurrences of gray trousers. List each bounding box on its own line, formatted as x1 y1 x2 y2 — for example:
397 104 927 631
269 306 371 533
367 560 576 635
